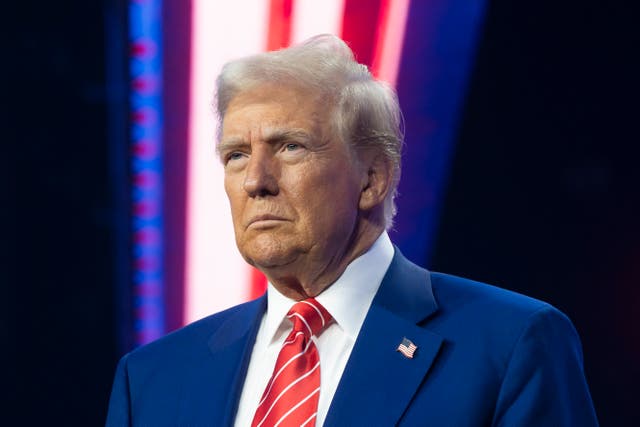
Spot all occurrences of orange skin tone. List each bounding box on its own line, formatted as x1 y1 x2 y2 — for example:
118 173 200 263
219 84 392 300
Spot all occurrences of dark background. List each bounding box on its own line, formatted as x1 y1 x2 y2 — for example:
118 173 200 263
432 1 639 425
5 0 638 425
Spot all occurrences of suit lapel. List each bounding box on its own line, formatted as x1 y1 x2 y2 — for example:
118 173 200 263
177 296 266 427
324 249 443 426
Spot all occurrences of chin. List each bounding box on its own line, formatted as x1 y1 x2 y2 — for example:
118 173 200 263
247 251 297 270
239 235 298 269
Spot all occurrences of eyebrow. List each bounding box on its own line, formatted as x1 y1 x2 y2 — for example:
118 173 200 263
263 128 313 144
217 128 313 155
217 137 247 156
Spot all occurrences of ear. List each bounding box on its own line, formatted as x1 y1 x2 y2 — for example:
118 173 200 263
358 152 393 212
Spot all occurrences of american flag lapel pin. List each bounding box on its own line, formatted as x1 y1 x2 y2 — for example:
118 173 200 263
396 337 418 359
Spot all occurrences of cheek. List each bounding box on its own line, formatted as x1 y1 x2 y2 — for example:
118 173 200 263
224 177 245 221
290 167 360 225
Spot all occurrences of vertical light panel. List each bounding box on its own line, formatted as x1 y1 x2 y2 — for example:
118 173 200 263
185 0 269 323
290 0 345 43
129 0 165 345
391 0 488 264
371 0 411 85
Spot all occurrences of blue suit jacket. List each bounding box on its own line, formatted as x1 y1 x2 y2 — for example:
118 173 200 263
106 249 598 426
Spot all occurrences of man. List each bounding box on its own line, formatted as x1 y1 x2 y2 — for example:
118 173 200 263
107 35 598 426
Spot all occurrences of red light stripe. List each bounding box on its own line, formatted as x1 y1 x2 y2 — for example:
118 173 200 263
340 0 383 68
370 0 392 77
250 266 268 300
267 0 294 51
340 0 409 84
370 0 410 84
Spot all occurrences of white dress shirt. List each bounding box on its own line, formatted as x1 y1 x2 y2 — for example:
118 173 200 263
233 232 395 427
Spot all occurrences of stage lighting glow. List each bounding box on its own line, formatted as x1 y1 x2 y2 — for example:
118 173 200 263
371 0 411 85
129 0 165 345
185 0 269 324
290 0 345 43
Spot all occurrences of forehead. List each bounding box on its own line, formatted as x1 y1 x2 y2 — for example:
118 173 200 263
221 84 328 136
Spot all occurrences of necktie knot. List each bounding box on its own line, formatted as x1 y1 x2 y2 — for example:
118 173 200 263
287 298 333 337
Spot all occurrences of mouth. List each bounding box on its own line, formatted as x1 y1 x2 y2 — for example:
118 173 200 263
247 214 288 228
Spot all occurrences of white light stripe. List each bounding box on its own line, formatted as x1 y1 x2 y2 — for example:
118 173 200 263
258 338 314 407
290 0 345 43
301 300 325 327
185 0 269 324
256 363 321 427
287 312 313 336
273 387 321 427
300 412 317 427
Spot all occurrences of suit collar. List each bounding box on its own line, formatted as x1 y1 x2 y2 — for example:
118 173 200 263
324 247 443 426
207 295 266 353
190 296 266 427
371 246 438 323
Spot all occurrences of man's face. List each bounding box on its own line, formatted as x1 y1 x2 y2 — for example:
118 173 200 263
219 84 364 278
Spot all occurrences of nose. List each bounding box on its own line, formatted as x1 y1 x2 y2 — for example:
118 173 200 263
242 149 279 197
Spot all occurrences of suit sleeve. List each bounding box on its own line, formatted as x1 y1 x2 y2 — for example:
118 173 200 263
492 305 599 426
105 354 132 427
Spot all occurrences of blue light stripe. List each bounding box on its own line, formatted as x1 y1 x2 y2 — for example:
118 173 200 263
129 0 165 346
392 0 488 266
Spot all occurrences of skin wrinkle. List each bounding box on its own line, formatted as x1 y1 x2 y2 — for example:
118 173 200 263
221 84 391 300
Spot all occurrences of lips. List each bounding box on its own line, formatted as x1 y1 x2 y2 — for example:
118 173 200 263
247 214 287 227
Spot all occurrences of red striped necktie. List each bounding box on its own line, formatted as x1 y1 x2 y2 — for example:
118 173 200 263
251 298 333 427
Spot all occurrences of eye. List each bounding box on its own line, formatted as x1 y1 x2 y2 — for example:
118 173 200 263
223 151 247 166
284 143 300 151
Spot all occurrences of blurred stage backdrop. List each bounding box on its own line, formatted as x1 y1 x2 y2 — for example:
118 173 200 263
5 0 639 425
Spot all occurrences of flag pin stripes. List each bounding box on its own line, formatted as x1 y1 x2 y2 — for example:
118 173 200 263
396 337 418 359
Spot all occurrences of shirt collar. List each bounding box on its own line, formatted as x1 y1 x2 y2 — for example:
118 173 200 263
264 232 395 343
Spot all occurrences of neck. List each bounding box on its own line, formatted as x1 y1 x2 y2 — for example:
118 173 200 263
262 219 385 300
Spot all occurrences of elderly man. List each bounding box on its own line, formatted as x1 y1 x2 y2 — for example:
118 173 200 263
107 35 598 426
